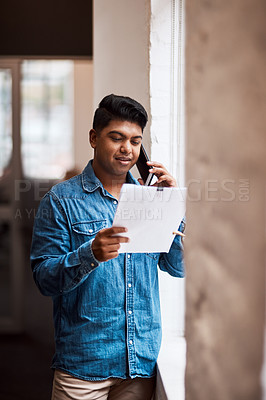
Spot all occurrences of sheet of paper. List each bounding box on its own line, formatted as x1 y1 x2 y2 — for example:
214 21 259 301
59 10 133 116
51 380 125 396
112 184 186 253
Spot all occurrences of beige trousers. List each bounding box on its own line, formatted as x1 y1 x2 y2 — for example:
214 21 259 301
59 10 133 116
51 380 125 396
51 369 155 400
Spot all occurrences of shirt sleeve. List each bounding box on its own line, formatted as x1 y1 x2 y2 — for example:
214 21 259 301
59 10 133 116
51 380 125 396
30 191 100 297
158 217 185 277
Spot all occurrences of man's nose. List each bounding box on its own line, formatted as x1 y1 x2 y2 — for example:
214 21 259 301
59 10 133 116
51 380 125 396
120 141 131 153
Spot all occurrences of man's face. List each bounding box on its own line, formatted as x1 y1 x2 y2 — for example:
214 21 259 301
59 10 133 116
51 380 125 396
90 119 143 178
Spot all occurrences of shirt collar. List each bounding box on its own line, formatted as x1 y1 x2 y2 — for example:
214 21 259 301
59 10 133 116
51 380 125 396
81 160 139 194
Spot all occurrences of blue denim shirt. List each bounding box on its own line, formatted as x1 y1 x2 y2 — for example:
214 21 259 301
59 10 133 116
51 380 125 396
30 160 185 381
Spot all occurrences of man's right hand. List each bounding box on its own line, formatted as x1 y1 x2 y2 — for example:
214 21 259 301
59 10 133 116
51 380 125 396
91 227 129 262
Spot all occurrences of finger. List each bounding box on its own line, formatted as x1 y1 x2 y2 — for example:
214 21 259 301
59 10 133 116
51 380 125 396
138 178 144 185
156 175 177 187
105 250 119 261
147 161 164 169
95 234 129 250
148 165 168 175
104 236 129 246
106 243 122 252
101 226 128 236
110 236 130 243
156 174 171 183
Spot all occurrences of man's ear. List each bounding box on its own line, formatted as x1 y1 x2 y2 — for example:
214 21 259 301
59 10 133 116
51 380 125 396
89 129 97 149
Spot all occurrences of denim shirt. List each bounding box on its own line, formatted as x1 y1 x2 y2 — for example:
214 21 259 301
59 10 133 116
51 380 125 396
30 160 185 381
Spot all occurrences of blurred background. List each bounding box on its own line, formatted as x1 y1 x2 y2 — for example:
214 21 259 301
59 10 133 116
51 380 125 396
0 58 91 399
0 1 265 400
0 1 187 398
0 1 93 397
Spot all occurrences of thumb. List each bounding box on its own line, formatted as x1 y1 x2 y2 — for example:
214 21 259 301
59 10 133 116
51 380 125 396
138 178 144 185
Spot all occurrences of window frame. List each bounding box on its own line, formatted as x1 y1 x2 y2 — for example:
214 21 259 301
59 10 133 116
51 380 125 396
149 0 186 398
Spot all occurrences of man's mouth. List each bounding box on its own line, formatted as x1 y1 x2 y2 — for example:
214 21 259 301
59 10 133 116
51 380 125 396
115 157 132 165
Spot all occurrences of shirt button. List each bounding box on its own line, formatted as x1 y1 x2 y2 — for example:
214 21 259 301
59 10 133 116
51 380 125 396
128 310 132 315
89 229 93 233
129 340 133 345
113 200 117 205
127 254 130 259
91 263 95 267
128 283 132 288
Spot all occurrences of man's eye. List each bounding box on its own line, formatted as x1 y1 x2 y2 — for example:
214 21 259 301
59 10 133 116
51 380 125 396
131 141 140 146
111 137 122 141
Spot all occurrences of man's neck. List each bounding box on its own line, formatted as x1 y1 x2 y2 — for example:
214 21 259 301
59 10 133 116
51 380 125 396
104 178 126 200
92 161 127 200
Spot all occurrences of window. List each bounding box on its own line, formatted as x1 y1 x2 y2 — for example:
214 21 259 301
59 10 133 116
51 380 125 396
149 0 186 398
21 60 74 179
0 68 12 178
0 58 92 333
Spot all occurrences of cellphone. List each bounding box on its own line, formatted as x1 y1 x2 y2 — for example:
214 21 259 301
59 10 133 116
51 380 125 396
136 144 154 186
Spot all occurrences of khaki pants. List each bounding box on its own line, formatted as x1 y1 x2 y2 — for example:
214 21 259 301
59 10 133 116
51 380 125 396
51 369 155 400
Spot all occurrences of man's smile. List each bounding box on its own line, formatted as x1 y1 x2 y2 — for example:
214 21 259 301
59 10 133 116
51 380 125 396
115 156 133 165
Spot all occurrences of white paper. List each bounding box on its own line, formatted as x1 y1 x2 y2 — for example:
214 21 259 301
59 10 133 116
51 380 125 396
112 184 186 253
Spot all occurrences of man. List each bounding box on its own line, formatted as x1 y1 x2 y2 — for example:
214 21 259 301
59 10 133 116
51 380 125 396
31 94 185 400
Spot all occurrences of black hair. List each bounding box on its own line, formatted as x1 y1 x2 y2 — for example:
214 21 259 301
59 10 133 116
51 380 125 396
92 94 148 133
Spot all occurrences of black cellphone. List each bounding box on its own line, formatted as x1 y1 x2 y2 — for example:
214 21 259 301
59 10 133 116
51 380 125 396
136 144 154 186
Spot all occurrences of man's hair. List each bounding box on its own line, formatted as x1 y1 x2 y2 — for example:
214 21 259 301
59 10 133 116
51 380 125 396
93 94 148 133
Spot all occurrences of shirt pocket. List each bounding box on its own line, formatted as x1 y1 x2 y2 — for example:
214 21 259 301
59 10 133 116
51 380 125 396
71 220 107 246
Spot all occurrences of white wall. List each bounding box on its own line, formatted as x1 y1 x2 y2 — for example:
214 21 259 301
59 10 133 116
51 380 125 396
93 0 151 156
73 60 94 172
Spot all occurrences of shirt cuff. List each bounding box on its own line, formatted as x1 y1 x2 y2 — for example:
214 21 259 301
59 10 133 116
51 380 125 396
178 217 186 233
78 239 100 273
